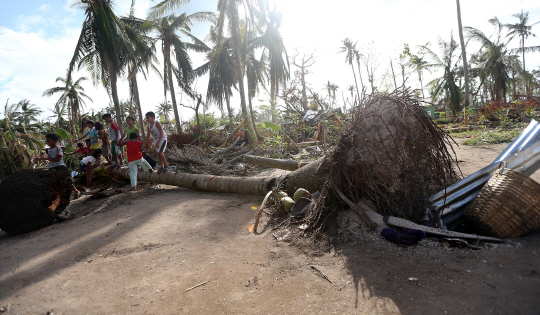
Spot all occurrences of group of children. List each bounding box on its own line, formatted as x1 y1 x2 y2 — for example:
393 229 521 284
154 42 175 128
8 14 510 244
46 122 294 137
41 111 171 194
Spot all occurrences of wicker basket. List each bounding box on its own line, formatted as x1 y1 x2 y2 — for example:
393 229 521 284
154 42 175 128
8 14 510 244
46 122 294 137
464 167 540 238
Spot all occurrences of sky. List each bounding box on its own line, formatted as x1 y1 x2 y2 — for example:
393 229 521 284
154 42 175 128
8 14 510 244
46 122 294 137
1 0 540 124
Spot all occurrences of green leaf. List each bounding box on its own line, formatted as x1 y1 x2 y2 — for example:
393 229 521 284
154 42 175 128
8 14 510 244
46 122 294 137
262 121 281 131
55 128 72 140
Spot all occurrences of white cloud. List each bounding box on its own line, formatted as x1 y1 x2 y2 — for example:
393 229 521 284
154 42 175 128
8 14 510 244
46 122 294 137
16 14 47 33
38 4 50 12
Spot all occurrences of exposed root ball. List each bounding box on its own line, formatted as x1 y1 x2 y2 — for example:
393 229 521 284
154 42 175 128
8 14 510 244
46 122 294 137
0 169 72 235
307 91 459 233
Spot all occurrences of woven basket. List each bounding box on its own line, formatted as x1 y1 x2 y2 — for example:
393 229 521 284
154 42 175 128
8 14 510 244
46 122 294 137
464 167 540 238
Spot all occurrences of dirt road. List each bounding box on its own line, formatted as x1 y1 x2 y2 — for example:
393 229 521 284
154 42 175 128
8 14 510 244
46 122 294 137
1 141 539 314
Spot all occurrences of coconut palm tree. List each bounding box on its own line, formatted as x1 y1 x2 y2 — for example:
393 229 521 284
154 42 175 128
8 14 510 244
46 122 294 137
339 39 361 103
149 12 212 132
505 10 540 98
11 100 42 134
68 0 147 134
43 73 92 133
408 51 430 98
466 18 514 102
156 100 173 121
423 34 462 115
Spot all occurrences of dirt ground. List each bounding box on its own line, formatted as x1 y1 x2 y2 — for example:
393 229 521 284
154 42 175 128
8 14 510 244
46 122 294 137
1 140 540 315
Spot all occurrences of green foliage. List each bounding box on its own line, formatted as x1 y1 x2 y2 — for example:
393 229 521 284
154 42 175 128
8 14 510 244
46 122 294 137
55 128 72 140
262 121 281 131
462 129 522 145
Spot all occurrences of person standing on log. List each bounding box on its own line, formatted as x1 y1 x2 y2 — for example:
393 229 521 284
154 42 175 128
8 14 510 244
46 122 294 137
95 122 112 164
116 132 153 191
144 111 169 174
36 133 81 200
102 114 124 169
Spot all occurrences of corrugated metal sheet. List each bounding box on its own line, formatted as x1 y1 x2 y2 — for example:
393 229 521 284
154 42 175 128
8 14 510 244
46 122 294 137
428 119 540 230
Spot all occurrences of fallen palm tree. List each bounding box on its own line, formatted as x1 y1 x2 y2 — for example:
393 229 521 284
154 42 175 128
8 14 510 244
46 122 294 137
243 155 309 171
110 91 458 233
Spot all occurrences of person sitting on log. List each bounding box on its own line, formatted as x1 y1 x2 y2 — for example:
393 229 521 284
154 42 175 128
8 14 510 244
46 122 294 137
79 149 103 188
65 142 88 161
36 133 81 199
116 132 153 191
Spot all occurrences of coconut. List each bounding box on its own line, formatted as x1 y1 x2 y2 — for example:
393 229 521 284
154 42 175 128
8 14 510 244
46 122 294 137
293 188 310 202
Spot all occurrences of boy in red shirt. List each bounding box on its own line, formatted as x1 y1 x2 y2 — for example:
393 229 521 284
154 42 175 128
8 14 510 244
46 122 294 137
117 132 153 190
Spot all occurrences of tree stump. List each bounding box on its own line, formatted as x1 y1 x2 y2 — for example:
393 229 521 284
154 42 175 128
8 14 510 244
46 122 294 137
0 169 72 235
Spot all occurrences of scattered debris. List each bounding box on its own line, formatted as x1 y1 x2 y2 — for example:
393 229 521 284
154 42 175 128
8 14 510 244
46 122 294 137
381 228 426 245
310 265 333 284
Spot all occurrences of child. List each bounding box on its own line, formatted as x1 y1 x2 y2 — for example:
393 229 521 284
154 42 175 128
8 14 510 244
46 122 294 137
37 133 80 200
144 111 169 173
74 120 99 155
95 122 112 164
102 113 124 168
65 142 88 161
79 148 103 188
124 116 140 140
117 132 153 191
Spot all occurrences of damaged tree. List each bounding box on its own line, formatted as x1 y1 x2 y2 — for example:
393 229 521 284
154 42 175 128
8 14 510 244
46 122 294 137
0 169 72 235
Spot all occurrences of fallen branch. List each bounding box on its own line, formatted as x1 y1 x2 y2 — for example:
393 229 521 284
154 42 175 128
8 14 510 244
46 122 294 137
332 185 378 231
243 155 309 171
310 265 333 284
186 280 209 292
226 150 253 164
221 118 247 147
211 137 240 158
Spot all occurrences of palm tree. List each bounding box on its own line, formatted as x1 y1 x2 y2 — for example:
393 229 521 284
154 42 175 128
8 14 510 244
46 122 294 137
11 100 42 134
466 18 514 102
68 0 146 134
325 81 339 108
156 101 173 121
408 50 430 98
149 12 212 133
195 23 238 134
456 0 470 106
339 39 361 103
48 102 69 130
423 34 462 115
42 73 92 133
505 10 540 98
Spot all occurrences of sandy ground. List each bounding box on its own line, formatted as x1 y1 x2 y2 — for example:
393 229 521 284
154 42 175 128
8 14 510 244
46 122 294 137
1 141 540 315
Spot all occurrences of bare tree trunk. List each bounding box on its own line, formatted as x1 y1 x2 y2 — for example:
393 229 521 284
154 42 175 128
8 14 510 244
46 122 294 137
243 155 309 171
130 64 146 138
456 0 470 107
301 67 308 111
350 65 361 104
105 55 124 134
225 95 234 136
165 47 182 133
247 77 264 141
390 59 398 90
270 77 277 122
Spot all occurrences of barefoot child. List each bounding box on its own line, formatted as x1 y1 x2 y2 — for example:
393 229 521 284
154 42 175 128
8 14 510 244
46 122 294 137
117 132 153 190
79 149 103 187
144 111 169 173
102 113 124 168
37 133 80 199
95 122 112 164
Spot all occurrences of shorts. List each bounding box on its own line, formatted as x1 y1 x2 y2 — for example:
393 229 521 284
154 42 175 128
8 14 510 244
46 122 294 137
111 142 123 156
79 163 88 173
90 143 100 150
101 143 110 157
155 139 167 153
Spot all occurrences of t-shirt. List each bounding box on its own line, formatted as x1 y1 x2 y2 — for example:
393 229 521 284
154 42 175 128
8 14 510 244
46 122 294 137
47 146 65 168
126 141 143 162
86 128 99 145
125 126 139 138
109 121 120 142
82 126 90 140
149 122 167 145
81 155 96 165
75 147 88 156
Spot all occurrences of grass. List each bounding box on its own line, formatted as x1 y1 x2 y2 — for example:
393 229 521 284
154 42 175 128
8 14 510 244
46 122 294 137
460 129 523 146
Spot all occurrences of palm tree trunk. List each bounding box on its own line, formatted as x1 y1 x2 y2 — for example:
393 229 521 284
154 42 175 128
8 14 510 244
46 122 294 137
270 78 277 122
355 57 365 93
165 49 182 133
225 95 234 137
301 67 309 111
456 0 470 107
390 59 398 91
247 79 263 141
350 65 361 103
522 36 531 99
419 71 425 99
131 67 146 138
105 55 124 134
229 11 258 145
